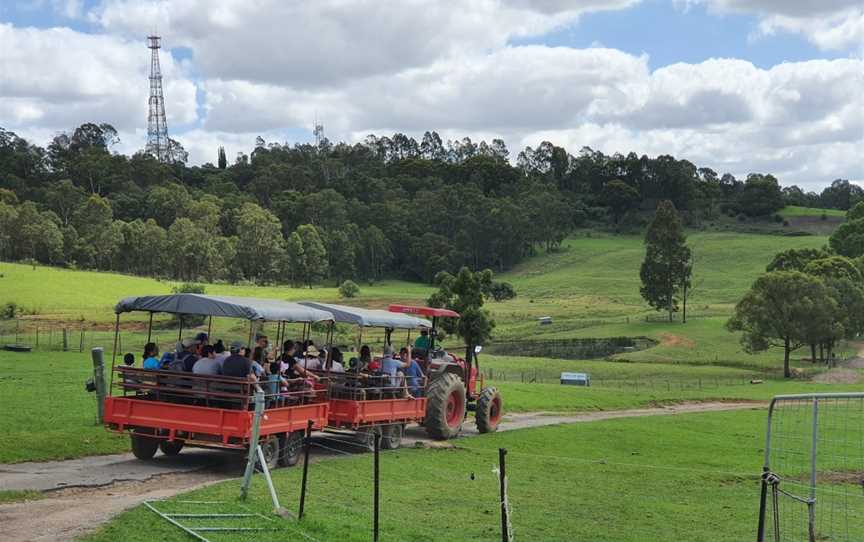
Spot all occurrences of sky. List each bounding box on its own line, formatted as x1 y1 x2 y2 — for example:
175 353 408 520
0 0 862 190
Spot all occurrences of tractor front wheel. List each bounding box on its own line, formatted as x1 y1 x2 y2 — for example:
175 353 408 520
475 387 503 433
425 373 466 440
130 428 159 460
159 440 184 456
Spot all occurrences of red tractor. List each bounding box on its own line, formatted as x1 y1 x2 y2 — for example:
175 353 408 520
388 304 503 439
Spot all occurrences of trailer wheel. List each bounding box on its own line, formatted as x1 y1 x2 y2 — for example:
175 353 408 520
381 424 404 450
159 440 184 456
255 436 280 471
130 428 159 460
475 387 503 434
279 431 304 467
425 373 466 440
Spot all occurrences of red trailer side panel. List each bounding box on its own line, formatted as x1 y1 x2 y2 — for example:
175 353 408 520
328 397 427 427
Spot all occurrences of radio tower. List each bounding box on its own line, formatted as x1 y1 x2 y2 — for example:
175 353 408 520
145 34 171 162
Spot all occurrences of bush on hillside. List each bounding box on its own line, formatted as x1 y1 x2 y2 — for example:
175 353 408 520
338 280 360 298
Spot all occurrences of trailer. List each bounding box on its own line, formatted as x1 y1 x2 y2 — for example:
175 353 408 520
299 302 432 449
103 294 335 468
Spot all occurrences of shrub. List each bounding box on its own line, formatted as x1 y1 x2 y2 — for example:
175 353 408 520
772 214 783 223
783 220 790 227
820 212 828 221
338 280 360 298
488 281 517 302
1 302 18 320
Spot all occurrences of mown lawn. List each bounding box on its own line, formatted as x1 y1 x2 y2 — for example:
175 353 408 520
83 408 818 542
779 206 846 218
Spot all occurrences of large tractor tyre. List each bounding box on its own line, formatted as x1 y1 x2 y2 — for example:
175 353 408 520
425 373 467 440
255 436 281 472
278 431 305 467
130 428 159 460
159 440 184 456
475 387 503 434
381 424 405 450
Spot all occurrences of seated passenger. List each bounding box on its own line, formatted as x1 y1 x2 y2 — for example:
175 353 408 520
178 338 199 372
414 329 431 350
380 344 411 398
399 346 425 397
280 342 319 381
222 341 257 381
193 345 222 375
142 343 161 370
300 346 322 371
213 340 229 367
123 353 135 367
328 347 345 373
358 345 372 371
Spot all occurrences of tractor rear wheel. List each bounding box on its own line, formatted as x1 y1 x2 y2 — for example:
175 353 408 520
475 387 503 433
278 430 304 467
130 428 159 460
425 373 466 440
381 424 404 450
159 440 184 456
255 436 280 471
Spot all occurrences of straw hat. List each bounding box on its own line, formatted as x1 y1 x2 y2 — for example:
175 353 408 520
304 346 320 357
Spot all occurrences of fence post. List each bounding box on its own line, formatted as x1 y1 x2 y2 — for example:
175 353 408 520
79 327 84 353
808 398 819 542
298 419 313 520
373 431 380 542
91 347 106 424
499 447 511 542
62 328 68 351
240 390 266 501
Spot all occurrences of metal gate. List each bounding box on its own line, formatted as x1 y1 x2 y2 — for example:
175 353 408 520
757 393 864 541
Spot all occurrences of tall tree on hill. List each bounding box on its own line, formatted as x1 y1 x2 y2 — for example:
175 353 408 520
727 271 837 378
217 146 227 170
297 224 328 288
640 200 692 322
602 179 641 225
428 267 495 366
829 218 864 258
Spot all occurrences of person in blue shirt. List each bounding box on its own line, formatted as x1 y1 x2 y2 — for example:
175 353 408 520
399 347 425 397
142 342 161 370
380 344 420 399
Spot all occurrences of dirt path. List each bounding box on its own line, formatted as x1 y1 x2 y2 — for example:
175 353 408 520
0 401 763 541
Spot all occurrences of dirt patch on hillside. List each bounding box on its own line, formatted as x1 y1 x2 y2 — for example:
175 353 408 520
659 333 695 348
812 369 860 384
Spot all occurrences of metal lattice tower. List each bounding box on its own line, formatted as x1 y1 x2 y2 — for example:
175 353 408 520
145 35 171 162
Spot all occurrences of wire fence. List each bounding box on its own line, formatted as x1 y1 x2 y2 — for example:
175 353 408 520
758 393 864 542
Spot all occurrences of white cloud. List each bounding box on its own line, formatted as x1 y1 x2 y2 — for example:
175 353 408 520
683 0 864 51
0 23 198 139
90 0 639 87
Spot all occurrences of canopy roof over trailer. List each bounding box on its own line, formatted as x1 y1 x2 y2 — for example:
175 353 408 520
388 304 460 319
299 302 432 329
115 294 335 323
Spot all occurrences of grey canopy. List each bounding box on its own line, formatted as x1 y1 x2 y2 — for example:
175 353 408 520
299 302 431 329
115 294 334 323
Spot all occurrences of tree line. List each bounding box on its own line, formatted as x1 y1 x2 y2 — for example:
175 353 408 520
727 202 864 377
0 122 856 286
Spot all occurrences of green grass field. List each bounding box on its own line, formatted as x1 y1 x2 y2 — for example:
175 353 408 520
85 408 856 542
779 206 846 218
0 349 853 464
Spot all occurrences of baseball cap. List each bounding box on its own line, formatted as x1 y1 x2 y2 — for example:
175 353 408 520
229 340 244 353
181 338 195 348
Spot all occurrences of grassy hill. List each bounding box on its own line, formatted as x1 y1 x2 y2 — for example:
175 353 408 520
0 230 835 374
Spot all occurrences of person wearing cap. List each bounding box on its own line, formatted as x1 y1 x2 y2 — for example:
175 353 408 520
180 338 200 372
299 346 323 372
222 341 256 380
